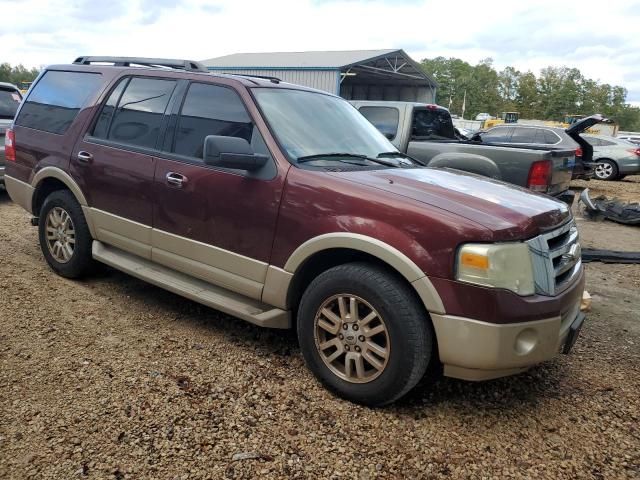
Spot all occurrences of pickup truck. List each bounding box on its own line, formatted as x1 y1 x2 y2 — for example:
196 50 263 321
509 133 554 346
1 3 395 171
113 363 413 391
351 101 577 203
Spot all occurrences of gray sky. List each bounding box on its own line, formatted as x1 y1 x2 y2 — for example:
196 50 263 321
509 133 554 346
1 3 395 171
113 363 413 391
2 0 639 105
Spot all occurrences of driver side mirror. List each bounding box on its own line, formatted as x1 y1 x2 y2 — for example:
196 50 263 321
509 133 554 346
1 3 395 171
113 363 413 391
203 135 268 171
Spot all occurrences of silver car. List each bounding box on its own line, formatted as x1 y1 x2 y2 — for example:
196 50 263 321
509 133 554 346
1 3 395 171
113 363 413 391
0 82 23 185
582 134 640 181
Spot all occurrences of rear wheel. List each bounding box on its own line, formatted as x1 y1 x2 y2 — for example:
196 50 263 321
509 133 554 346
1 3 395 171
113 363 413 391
594 159 619 181
297 262 433 406
38 190 95 278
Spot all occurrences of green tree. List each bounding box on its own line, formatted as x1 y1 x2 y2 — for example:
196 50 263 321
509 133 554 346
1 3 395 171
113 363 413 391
0 63 40 87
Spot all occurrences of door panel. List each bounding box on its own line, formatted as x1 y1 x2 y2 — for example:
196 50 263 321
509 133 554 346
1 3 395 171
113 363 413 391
153 158 282 297
151 81 285 298
70 75 178 257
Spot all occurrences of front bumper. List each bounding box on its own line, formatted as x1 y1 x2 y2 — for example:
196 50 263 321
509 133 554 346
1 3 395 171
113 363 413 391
432 295 584 381
0 166 5 184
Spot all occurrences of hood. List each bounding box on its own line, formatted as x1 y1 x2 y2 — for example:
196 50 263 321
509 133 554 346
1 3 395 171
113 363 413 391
565 114 610 135
329 168 571 240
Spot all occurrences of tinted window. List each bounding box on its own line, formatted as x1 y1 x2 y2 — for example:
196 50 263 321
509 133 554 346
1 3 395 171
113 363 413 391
599 139 615 146
510 127 538 144
583 136 601 146
481 127 512 143
411 109 456 140
15 71 101 134
106 77 176 149
543 129 560 144
92 78 128 139
359 107 399 140
0 88 21 119
173 83 253 159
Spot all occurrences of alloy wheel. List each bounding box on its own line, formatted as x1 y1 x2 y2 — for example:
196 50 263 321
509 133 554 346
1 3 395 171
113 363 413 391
595 162 614 179
314 294 390 383
45 207 76 263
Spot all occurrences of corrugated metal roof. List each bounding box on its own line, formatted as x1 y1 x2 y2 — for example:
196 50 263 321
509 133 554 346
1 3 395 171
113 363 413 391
201 49 400 69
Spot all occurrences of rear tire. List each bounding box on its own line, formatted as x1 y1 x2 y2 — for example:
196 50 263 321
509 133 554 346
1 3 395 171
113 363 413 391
38 190 95 278
594 159 619 181
297 262 433 406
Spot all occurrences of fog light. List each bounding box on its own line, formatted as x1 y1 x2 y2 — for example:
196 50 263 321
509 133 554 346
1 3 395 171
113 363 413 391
514 328 538 355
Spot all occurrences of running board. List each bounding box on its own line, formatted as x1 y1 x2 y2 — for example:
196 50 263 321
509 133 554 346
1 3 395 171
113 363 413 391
92 241 290 329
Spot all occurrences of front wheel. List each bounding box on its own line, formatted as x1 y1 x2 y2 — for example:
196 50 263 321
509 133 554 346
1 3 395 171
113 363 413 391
297 262 433 406
594 159 619 181
38 190 95 278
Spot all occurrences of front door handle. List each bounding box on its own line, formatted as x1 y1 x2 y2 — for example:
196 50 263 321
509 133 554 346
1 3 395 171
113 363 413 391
77 151 93 163
166 172 188 188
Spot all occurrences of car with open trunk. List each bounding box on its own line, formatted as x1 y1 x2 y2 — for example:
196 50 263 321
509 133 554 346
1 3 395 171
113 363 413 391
4 57 586 406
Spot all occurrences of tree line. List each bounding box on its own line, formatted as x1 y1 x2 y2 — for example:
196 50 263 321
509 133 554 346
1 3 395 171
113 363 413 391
420 57 640 131
0 63 40 87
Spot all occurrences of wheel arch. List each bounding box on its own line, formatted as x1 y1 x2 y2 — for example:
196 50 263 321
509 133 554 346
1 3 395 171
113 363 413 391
263 233 445 319
31 167 88 216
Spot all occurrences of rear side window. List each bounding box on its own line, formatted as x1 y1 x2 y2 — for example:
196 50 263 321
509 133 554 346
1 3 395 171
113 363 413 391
481 127 512 143
0 88 21 119
172 83 253 159
411 109 456 140
510 128 538 144
359 106 399 140
542 129 560 144
92 77 176 149
15 71 101 134
599 139 615 146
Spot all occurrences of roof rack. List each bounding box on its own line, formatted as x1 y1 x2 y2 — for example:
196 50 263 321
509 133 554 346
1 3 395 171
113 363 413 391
72 56 208 73
227 73 281 84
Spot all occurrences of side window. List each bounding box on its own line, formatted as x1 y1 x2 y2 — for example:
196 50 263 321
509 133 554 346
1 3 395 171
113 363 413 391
510 128 537 144
15 70 102 134
93 77 176 149
359 106 399 140
599 139 615 146
481 127 512 143
92 78 128 139
411 109 456 140
543 129 560 144
172 83 254 160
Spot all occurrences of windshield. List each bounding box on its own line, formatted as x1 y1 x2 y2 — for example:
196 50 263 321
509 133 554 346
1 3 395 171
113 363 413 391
0 89 21 119
252 88 397 162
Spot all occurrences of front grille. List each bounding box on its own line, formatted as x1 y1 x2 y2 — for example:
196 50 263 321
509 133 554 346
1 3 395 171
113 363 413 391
526 220 581 296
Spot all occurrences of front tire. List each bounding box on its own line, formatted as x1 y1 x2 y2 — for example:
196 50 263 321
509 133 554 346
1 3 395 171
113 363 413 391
38 190 95 278
594 159 619 181
297 262 433 406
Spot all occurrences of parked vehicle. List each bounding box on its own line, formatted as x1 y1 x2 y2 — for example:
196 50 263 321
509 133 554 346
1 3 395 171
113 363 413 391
474 118 609 181
352 101 578 203
0 82 22 186
617 133 640 146
475 112 491 121
5 57 586 406
581 134 640 180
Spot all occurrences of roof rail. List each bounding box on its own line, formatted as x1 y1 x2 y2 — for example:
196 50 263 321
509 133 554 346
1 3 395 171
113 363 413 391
227 73 281 84
72 56 209 73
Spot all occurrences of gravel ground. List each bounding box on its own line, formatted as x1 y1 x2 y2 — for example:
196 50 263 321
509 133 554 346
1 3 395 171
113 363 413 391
1 183 639 480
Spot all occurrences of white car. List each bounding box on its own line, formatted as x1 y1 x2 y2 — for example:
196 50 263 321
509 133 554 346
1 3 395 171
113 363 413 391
475 112 491 121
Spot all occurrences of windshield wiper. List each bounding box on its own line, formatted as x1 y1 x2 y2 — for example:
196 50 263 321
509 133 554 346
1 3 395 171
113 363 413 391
297 152 399 168
377 151 426 166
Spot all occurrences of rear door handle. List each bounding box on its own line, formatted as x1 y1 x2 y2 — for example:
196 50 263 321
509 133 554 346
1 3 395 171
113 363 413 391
77 151 93 163
166 172 188 188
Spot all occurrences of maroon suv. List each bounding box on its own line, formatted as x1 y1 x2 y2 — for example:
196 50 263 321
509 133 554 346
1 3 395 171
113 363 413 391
4 57 586 405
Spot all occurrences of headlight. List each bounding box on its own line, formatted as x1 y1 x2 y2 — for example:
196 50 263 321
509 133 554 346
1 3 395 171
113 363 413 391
456 243 535 296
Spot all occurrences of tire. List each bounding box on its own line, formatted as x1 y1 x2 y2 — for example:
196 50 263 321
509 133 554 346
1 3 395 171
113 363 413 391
594 159 619 181
297 262 433 406
38 190 95 278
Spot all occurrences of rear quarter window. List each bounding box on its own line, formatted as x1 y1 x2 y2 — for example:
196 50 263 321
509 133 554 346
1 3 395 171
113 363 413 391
0 88 21 119
359 106 400 140
15 70 102 135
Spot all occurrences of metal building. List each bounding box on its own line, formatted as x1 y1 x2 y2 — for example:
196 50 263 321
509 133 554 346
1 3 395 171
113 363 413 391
201 49 437 102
